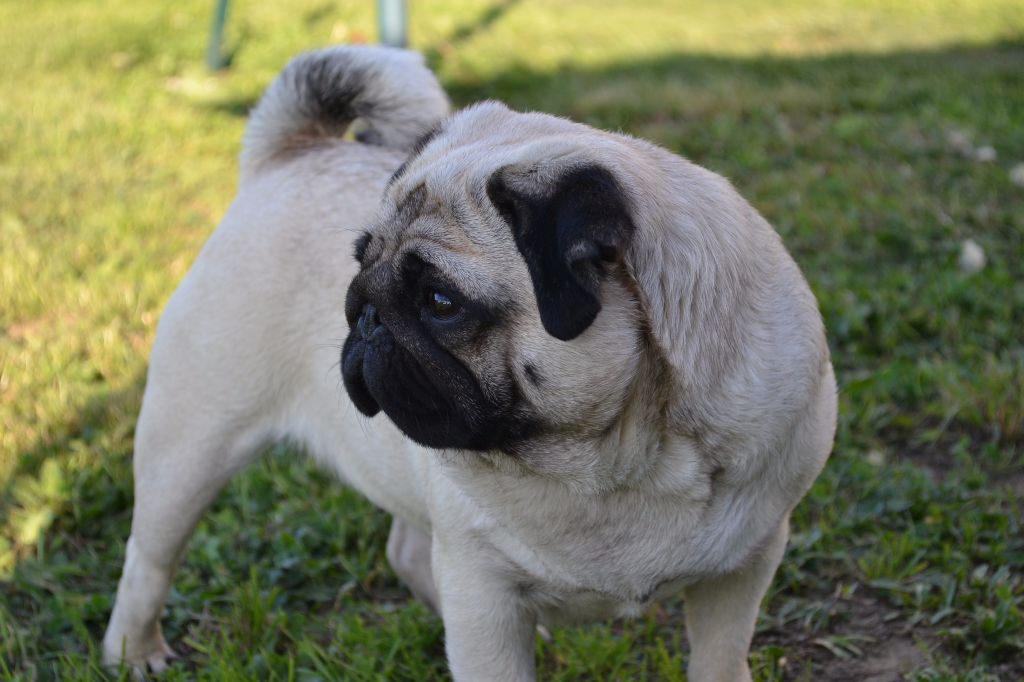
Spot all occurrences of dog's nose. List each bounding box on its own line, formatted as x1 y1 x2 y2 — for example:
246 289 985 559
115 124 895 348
357 303 383 341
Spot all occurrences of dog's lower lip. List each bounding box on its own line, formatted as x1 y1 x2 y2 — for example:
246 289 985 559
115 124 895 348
341 336 381 417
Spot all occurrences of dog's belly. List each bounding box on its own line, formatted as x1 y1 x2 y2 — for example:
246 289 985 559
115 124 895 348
284 337 436 533
327 424 434 533
318 428 433 533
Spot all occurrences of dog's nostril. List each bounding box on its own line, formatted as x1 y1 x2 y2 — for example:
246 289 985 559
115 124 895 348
357 303 383 340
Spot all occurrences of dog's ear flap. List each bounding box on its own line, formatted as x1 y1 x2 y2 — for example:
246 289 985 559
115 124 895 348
487 164 636 341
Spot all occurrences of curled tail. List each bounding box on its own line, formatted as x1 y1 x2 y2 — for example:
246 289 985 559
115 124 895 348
241 46 449 178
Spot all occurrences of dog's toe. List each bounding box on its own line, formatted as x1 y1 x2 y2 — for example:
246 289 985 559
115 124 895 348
145 640 177 673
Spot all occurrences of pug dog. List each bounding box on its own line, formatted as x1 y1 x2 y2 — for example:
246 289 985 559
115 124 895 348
103 45 837 682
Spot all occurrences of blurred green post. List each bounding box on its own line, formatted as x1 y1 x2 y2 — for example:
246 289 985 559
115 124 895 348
206 0 230 70
378 0 407 48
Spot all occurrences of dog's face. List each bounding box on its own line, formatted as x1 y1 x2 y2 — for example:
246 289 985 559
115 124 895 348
341 103 650 463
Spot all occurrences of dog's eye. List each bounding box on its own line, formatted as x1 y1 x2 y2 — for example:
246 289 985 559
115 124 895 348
428 291 461 320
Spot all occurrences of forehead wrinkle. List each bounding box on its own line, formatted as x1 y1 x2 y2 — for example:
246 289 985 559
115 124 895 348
385 177 474 244
375 183 445 247
396 237 510 306
383 133 461 204
386 121 447 189
389 137 487 202
395 183 428 220
450 192 519 256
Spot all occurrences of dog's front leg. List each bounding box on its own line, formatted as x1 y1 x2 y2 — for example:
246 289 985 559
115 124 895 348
682 518 789 682
433 541 537 681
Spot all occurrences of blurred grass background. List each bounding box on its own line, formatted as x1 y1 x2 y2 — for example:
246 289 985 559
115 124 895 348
1 0 1023 679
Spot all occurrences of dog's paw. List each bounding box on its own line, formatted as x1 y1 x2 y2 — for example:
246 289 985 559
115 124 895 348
102 631 178 678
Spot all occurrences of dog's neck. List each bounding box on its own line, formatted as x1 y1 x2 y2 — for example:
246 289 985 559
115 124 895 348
466 343 709 499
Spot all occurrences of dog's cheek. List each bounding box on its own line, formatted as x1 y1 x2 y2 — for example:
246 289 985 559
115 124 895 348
341 334 381 416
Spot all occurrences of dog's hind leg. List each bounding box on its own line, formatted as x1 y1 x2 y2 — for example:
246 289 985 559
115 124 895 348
103 299 276 673
387 517 440 614
102 390 271 673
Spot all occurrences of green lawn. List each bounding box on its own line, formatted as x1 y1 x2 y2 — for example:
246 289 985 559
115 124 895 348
2 0 1023 679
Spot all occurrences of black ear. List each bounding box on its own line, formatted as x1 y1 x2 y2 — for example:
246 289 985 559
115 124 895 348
487 164 635 341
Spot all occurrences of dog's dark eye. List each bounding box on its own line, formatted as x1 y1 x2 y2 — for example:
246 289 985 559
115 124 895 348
428 291 460 320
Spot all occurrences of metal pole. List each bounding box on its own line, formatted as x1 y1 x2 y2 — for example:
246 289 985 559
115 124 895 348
206 0 231 70
378 0 408 48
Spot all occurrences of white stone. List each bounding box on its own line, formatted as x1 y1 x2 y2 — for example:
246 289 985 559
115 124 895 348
1010 163 1024 187
959 238 986 274
975 145 997 162
946 128 972 152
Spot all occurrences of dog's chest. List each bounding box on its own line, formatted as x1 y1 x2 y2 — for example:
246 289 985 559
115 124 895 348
467 489 710 609
437 457 767 620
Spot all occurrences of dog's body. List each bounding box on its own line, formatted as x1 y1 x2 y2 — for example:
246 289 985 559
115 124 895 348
104 47 836 681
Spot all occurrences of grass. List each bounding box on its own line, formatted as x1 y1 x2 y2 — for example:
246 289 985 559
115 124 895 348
1 0 1023 679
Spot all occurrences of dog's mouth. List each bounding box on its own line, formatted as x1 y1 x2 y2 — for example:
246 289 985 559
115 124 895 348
340 332 382 418
340 329 489 449
340 303 484 449
340 302 385 417
340 302 536 452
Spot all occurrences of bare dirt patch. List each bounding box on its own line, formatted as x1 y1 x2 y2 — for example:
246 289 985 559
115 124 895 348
760 592 935 681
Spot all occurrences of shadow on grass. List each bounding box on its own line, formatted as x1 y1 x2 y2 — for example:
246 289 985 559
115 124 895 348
202 0 524 119
442 37 1024 124
205 92 258 118
422 0 522 71
0 371 144 675
1 372 144 550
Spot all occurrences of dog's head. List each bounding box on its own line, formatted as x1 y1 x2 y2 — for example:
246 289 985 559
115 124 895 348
341 102 663 463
